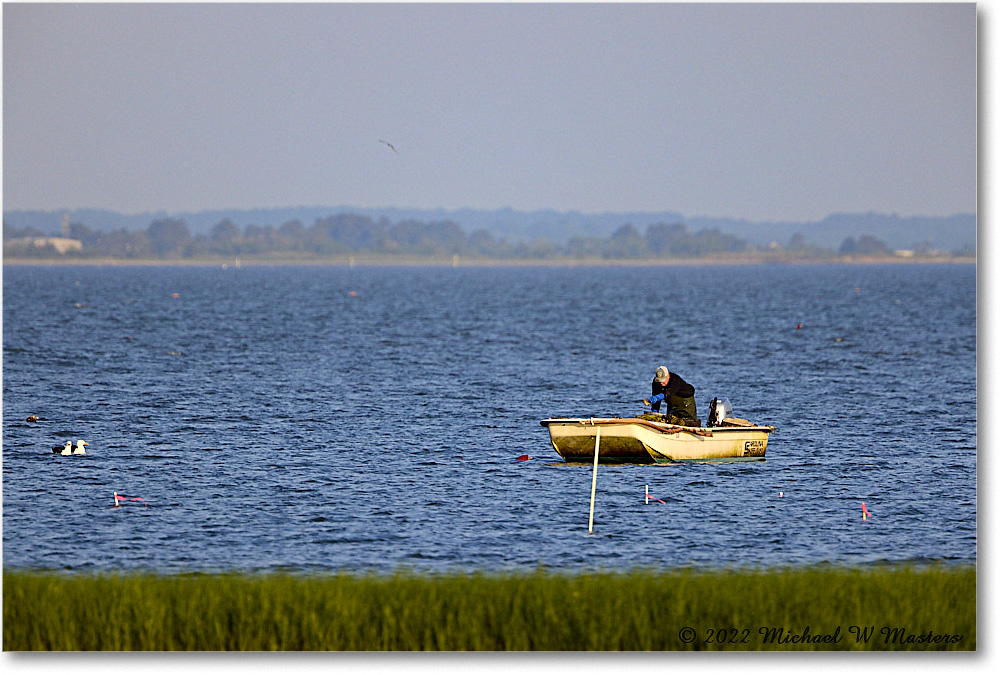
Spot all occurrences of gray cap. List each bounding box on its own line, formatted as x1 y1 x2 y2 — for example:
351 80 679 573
655 366 669 383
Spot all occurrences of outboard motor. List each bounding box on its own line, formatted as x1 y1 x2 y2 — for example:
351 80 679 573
708 397 733 427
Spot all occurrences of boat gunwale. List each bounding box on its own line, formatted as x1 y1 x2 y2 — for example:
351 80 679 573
539 417 775 433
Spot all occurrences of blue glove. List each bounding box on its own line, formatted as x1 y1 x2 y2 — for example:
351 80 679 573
647 394 664 405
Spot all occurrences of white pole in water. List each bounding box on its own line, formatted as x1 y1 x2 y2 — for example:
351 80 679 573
588 426 601 533
645 485 649 505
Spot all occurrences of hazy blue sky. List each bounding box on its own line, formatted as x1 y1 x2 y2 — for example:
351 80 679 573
3 2 977 221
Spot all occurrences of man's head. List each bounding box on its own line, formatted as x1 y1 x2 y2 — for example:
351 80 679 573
655 366 670 384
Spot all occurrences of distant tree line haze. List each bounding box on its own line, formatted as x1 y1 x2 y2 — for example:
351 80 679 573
3 211 972 261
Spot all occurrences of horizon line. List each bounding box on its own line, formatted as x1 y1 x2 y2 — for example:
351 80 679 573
1 205 977 225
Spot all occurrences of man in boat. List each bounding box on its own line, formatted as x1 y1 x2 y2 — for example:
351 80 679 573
644 365 699 425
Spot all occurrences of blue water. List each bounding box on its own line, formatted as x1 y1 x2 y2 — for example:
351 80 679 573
2 263 976 573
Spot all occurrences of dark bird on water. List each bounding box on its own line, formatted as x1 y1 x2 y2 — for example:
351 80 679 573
378 139 398 154
26 415 38 423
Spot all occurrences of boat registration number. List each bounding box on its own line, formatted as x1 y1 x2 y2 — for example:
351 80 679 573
743 440 766 457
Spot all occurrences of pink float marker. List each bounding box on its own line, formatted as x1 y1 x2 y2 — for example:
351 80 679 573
862 502 872 520
114 492 147 507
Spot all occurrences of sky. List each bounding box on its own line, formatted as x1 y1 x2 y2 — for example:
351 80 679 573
1 1 978 222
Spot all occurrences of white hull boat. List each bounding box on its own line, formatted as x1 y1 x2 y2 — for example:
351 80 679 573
540 411 775 464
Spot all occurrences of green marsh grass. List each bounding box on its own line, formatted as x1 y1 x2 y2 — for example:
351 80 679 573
3 566 975 651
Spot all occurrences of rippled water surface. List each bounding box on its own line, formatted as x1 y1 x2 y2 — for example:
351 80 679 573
2 263 976 573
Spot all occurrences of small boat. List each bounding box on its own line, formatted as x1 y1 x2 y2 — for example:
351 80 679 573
540 398 775 464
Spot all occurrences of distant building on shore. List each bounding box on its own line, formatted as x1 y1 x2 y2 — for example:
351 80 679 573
4 237 84 255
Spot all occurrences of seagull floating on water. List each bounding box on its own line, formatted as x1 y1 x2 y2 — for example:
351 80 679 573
378 139 398 154
51 440 87 455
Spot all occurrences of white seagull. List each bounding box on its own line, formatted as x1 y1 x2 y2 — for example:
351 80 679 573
73 440 89 455
52 441 72 455
378 139 399 154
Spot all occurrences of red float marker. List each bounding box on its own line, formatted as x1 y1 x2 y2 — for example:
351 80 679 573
862 502 872 521
796 323 802 330
114 492 148 507
172 293 180 298
516 454 531 461
349 291 357 297
645 485 666 505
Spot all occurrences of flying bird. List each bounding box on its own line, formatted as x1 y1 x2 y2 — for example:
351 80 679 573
378 139 399 154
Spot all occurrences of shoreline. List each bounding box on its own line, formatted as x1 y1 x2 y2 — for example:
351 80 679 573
1 255 977 267
4 566 975 651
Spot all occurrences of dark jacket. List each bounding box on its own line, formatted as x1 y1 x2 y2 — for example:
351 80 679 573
651 373 697 420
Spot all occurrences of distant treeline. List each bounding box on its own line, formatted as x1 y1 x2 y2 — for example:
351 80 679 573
2 212 928 260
